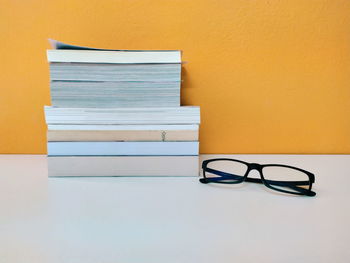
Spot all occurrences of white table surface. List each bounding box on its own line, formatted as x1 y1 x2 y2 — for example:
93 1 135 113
0 154 349 263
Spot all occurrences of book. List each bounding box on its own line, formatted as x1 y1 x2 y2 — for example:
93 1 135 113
48 40 182 108
50 81 180 108
47 141 199 156
44 40 200 177
48 156 199 177
44 106 200 125
49 63 181 82
47 124 198 141
47 50 181 64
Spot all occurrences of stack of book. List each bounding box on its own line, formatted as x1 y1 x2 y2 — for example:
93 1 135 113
44 41 200 176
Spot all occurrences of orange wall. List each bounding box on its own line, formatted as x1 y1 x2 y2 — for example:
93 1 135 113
1 0 350 154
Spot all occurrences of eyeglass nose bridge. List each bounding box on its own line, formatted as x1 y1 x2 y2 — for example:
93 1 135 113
249 163 262 171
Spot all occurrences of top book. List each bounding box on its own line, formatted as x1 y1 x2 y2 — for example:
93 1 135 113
47 39 182 64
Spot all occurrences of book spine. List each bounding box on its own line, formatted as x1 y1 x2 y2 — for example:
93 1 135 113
47 141 199 156
47 124 199 131
47 50 182 63
44 106 201 125
50 81 180 108
49 63 181 82
48 156 199 177
47 129 198 142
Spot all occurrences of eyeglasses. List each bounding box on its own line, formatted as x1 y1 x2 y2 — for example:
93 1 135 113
200 158 316 196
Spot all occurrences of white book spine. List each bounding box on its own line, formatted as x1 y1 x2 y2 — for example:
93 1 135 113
47 124 198 131
47 50 181 64
47 141 199 156
44 106 201 125
48 156 199 177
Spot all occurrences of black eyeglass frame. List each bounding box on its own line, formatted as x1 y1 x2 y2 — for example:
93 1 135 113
200 158 316 197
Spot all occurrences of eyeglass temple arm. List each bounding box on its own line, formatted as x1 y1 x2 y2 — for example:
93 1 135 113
203 168 314 195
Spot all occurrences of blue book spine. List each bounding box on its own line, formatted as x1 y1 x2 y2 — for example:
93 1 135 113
47 141 199 156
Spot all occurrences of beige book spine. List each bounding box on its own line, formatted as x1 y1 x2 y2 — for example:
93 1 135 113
47 130 198 142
